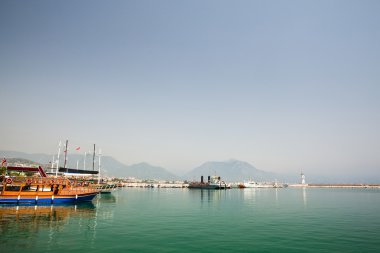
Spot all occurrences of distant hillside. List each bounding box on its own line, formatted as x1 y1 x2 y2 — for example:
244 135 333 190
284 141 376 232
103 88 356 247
0 150 53 165
4 158 42 167
120 163 178 180
5 150 375 183
0 150 177 180
184 159 279 182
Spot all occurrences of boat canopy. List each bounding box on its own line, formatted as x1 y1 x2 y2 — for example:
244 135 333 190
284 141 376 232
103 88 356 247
6 166 47 177
59 167 99 175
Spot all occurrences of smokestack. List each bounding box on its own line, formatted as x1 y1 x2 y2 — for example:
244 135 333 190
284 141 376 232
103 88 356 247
208 176 210 183
201 176 204 183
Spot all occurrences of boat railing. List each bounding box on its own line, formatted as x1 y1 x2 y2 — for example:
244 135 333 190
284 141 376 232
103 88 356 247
1 176 99 194
2 176 72 185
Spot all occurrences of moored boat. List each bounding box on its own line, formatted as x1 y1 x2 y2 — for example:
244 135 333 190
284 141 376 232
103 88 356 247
94 183 117 194
188 175 230 189
0 174 99 204
241 180 287 188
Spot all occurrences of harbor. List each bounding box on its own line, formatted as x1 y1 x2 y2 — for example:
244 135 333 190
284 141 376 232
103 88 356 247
2 186 380 253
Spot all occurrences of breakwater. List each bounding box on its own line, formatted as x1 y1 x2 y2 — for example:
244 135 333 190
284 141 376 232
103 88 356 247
289 184 380 188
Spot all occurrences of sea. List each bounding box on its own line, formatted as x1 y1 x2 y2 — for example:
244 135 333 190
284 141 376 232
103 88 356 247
1 187 379 253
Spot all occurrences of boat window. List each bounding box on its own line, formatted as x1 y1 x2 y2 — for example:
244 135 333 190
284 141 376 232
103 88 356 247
21 185 32 191
39 186 52 192
5 186 21 191
0 186 3 191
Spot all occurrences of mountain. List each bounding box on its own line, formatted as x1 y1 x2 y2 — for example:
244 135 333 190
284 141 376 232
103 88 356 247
119 163 178 180
184 159 279 182
0 150 177 180
0 150 53 165
5 158 42 167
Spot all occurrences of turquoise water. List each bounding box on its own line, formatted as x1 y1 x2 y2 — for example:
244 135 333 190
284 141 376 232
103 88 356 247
1 188 380 252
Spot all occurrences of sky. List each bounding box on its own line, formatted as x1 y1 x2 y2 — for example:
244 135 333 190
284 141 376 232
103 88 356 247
0 0 379 178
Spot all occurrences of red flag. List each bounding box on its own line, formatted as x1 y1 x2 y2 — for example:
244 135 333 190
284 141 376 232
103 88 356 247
64 150 67 153
76 147 80 151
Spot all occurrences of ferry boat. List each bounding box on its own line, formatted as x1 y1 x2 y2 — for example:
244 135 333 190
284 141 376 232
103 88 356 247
0 166 99 204
188 175 230 189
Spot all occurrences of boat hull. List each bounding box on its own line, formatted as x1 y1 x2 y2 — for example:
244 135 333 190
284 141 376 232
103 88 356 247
0 192 97 204
188 184 229 190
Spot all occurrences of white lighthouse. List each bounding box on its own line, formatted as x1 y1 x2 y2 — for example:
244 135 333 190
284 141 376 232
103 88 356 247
301 171 306 185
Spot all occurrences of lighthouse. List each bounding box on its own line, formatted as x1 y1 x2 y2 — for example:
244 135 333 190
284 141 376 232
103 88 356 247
301 171 306 185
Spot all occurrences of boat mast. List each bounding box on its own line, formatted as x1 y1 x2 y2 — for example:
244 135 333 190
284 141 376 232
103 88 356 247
51 155 55 169
83 152 87 170
63 139 68 171
92 144 96 171
98 148 102 184
55 140 61 177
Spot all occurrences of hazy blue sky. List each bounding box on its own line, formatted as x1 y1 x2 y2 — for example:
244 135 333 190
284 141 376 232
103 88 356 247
1 0 379 178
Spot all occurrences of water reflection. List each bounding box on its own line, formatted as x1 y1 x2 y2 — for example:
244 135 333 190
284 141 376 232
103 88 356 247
0 203 96 225
1 202 95 218
0 203 96 240
0 193 120 250
94 193 116 220
188 189 228 204
96 193 117 204
241 188 257 202
302 187 307 207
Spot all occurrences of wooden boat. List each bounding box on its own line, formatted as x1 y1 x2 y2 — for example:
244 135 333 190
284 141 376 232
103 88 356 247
0 168 99 204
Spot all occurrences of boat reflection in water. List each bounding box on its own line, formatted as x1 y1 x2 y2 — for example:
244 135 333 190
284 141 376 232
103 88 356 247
187 188 229 205
0 189 119 252
0 202 104 251
95 192 117 204
0 202 96 228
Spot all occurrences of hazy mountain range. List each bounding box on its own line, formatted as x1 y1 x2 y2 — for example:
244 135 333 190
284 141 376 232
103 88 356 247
0 150 287 182
184 159 284 182
2 150 377 183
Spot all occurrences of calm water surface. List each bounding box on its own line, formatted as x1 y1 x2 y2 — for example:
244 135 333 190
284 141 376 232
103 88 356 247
1 188 379 252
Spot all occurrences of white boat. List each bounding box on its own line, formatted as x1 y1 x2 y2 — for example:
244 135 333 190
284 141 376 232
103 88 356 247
243 180 286 188
243 180 260 188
